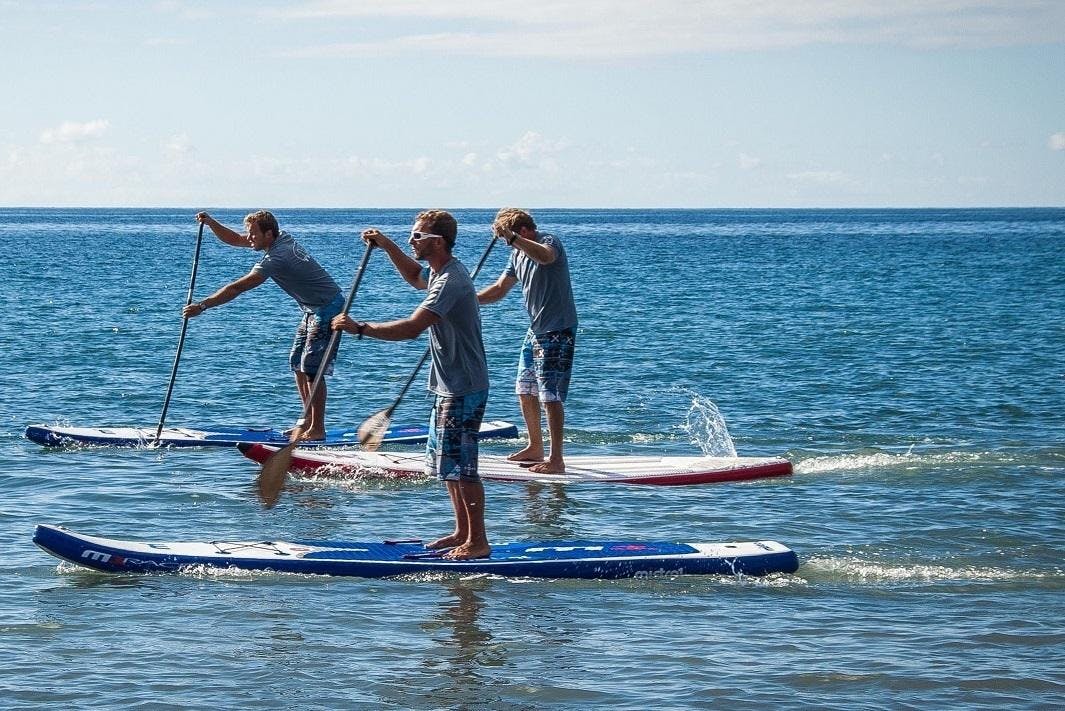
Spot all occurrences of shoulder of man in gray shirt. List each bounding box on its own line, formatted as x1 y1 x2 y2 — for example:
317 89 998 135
252 231 341 312
504 232 578 334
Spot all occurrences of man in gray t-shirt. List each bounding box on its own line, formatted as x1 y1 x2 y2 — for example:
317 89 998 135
478 207 577 474
183 210 343 441
332 210 491 562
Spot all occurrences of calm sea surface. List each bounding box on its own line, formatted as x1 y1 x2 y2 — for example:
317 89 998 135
1 208 1063 709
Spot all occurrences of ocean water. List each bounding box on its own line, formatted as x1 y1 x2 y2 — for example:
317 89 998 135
1 207 1063 709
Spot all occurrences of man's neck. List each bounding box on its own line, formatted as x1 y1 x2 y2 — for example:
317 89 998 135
426 252 452 272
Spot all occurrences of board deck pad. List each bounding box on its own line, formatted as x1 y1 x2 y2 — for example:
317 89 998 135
239 443 793 486
24 420 518 449
33 524 799 580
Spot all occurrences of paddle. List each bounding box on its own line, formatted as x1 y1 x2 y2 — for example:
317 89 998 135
357 235 499 451
153 221 206 445
256 243 375 507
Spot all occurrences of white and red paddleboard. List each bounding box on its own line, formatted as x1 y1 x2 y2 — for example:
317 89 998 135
238 443 792 486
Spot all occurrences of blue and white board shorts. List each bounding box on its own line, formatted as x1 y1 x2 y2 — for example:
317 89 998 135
516 327 576 403
426 389 489 482
290 292 344 377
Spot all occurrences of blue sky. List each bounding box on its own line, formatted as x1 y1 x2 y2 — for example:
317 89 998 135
2 0 1063 207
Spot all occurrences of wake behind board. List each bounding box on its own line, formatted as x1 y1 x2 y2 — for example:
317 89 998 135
33 524 799 580
24 420 518 449
239 443 793 486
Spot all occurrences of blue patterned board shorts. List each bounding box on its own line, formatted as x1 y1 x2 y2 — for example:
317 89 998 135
426 389 489 482
289 292 344 377
516 327 576 403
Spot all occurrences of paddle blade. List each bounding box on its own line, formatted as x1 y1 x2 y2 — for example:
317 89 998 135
256 440 298 508
357 409 393 452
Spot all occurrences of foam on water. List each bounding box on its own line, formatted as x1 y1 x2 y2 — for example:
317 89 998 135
802 556 1060 584
793 448 1007 474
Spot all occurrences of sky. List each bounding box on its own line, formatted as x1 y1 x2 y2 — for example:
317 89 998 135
2 0 1063 208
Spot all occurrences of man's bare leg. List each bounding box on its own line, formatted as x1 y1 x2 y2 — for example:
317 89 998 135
444 480 490 560
291 372 327 440
507 393 545 462
427 481 469 549
528 400 565 474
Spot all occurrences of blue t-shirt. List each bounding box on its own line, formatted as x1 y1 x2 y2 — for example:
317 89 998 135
418 258 490 396
252 232 340 312
503 232 578 334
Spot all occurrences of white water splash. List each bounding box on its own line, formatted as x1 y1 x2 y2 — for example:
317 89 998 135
683 393 737 457
804 556 1056 583
795 450 989 475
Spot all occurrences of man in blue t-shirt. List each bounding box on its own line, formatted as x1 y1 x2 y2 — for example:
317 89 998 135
478 208 577 474
183 210 343 441
332 210 492 561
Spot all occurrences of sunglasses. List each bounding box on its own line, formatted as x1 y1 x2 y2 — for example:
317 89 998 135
409 231 443 242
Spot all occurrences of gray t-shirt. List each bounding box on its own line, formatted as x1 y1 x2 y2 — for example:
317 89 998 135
419 258 489 396
503 232 578 334
252 231 340 312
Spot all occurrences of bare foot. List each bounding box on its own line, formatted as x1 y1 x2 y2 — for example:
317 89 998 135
527 460 565 474
507 445 544 463
443 543 491 560
426 533 465 550
298 429 326 441
282 420 307 436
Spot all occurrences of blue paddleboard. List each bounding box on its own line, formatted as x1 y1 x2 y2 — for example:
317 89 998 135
24 420 518 449
33 524 799 580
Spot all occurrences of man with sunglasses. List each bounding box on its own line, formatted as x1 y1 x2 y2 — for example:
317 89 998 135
332 210 491 561
183 210 343 441
478 208 577 474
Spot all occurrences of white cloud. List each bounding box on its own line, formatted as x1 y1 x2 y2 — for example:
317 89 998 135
495 131 568 169
353 155 430 172
153 1 216 21
738 153 761 170
787 170 849 185
39 120 110 144
1050 132 1065 151
274 0 1065 59
143 37 189 47
163 133 195 163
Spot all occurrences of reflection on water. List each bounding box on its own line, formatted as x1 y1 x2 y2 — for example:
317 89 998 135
521 482 574 538
418 578 504 708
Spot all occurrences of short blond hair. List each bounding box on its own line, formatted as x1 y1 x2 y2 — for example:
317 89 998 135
495 208 536 233
244 210 279 239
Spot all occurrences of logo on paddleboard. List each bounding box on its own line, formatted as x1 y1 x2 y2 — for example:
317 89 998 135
81 549 126 566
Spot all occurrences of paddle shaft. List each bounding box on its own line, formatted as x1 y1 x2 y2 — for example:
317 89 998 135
154 221 206 444
292 242 375 432
375 235 499 421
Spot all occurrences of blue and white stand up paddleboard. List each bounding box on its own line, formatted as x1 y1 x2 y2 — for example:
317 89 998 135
23 420 518 449
33 524 799 580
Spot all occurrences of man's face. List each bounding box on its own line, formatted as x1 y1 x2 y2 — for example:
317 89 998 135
407 220 443 260
245 222 271 251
